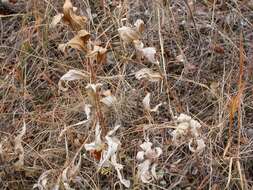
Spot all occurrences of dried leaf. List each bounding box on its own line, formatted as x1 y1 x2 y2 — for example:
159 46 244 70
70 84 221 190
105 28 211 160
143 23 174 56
99 125 121 167
84 122 104 152
142 93 162 112
171 122 190 143
50 13 63 28
85 124 130 187
85 83 103 93
143 93 162 112
107 124 121 137
133 40 144 49
138 159 152 183
190 120 201 138
85 83 103 106
58 69 87 91
189 138 206 153
58 30 91 53
151 163 158 179
100 90 117 107
118 26 140 43
87 45 107 64
118 21 158 63
33 170 55 190
145 147 162 160
84 104 92 120
137 141 162 183
60 69 87 81
111 154 131 188
134 40 157 64
135 68 162 82
140 47 157 64
153 147 163 159
100 95 117 107
172 113 206 152
142 93 151 111
177 113 192 122
140 141 153 152
134 19 145 33
58 44 67 53
176 54 185 63
136 151 145 161
63 0 87 30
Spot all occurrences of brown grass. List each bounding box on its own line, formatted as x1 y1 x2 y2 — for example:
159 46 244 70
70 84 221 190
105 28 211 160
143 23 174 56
0 0 253 189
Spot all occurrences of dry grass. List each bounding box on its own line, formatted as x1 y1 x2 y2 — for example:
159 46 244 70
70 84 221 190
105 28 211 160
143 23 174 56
0 0 253 189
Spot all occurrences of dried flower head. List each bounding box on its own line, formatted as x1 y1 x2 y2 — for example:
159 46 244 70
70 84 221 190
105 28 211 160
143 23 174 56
137 141 162 183
171 113 206 153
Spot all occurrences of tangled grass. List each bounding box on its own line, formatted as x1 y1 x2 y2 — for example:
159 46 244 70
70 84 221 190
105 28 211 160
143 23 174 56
0 0 253 189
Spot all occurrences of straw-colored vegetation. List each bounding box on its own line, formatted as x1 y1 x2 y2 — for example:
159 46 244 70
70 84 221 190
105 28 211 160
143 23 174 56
0 0 253 189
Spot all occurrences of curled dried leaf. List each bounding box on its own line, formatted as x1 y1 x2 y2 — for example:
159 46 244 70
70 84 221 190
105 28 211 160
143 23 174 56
118 26 140 43
100 90 117 107
177 113 192 123
135 68 162 82
138 159 152 183
171 113 206 152
85 124 130 188
171 122 189 143
99 125 121 167
50 13 64 28
111 154 131 188
86 83 103 93
140 47 157 64
84 104 92 120
84 122 104 152
136 151 145 161
176 54 185 63
134 40 157 64
189 138 206 153
87 45 107 64
58 69 87 91
140 141 152 152
85 83 103 106
33 169 55 190
134 19 145 33
63 0 87 30
142 93 162 112
137 141 162 183
133 40 144 49
142 93 151 111
151 163 158 180
60 69 87 81
58 30 91 53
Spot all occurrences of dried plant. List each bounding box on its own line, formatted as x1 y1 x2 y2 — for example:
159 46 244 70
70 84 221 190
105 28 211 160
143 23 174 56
1 0 252 189
171 113 206 153
85 123 130 188
136 141 162 183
